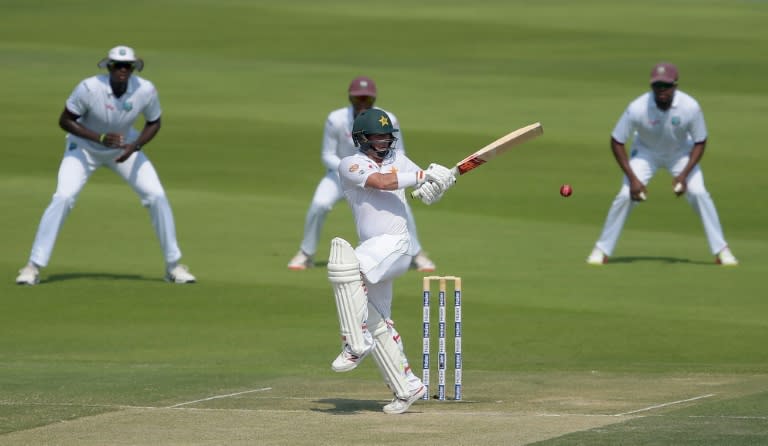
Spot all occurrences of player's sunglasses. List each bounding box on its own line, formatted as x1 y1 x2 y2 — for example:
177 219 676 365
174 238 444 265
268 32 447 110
108 61 136 70
350 95 375 104
651 81 676 90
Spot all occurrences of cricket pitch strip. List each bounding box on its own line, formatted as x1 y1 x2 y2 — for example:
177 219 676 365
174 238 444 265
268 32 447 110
1 372 766 446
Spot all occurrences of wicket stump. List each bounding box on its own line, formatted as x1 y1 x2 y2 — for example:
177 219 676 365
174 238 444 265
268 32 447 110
422 275 462 401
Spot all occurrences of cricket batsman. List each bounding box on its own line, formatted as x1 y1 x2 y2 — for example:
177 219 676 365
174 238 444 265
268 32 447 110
327 108 455 414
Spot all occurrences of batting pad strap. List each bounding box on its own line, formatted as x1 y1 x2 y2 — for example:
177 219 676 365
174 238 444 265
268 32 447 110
397 171 424 189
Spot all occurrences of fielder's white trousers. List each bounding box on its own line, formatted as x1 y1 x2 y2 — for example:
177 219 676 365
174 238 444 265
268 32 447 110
27 145 182 267
594 149 729 256
300 170 423 257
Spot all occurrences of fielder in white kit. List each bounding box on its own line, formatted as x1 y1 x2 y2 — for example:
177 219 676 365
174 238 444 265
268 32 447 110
587 62 738 266
327 108 455 414
15 46 196 285
287 76 436 272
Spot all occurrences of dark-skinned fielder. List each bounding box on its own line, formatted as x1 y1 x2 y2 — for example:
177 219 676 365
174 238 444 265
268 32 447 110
16 46 195 285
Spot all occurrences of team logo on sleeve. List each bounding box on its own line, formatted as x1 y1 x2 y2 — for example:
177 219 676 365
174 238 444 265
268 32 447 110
349 164 359 172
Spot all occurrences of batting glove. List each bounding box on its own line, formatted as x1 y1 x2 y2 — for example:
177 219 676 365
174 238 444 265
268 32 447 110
425 163 456 191
417 181 444 205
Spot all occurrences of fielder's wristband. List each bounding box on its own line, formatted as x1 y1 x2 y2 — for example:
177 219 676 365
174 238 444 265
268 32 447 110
99 133 106 145
397 171 424 189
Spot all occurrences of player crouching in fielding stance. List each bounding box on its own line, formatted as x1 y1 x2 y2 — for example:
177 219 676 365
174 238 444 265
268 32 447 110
15 46 196 285
587 62 738 266
328 109 455 414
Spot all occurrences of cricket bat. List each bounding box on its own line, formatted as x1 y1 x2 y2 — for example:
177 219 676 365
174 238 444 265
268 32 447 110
412 122 543 198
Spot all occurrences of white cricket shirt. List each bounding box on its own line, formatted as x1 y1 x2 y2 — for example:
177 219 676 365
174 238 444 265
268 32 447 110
612 90 707 155
338 151 421 243
65 74 162 150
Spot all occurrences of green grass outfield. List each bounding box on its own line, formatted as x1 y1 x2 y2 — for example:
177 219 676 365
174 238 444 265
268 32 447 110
1 1 767 444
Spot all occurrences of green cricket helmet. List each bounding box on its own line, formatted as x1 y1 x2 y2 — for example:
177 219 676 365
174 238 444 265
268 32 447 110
351 108 399 160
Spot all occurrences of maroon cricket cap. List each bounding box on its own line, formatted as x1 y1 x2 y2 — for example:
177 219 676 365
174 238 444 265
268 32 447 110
348 76 377 96
650 62 679 84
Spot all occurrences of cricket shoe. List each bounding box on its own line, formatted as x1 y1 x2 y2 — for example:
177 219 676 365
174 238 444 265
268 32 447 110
331 342 373 373
383 385 427 415
586 247 608 265
715 246 738 266
410 252 436 272
16 264 40 286
287 250 313 270
166 264 196 284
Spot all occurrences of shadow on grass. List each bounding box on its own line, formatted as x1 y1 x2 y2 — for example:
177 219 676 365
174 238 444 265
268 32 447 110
311 398 383 414
609 256 713 265
43 272 164 284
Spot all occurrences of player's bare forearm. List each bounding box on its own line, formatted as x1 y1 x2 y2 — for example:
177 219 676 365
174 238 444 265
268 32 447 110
611 137 646 200
671 142 705 196
365 172 400 190
133 118 161 148
365 169 426 191
677 142 706 181
59 109 105 144
115 119 161 163
610 138 638 182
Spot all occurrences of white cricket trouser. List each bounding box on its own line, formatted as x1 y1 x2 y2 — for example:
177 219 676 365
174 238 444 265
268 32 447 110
595 149 729 256
27 145 182 267
355 232 413 317
300 170 423 256
356 232 422 392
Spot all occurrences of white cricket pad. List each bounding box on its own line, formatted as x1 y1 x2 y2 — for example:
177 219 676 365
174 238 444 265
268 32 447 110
369 311 410 399
328 237 370 355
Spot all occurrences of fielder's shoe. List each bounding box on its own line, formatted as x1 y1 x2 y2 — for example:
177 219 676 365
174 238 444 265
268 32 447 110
331 343 373 373
586 247 608 265
166 264 196 283
716 246 738 266
287 250 313 270
383 385 427 415
411 252 436 272
16 264 40 286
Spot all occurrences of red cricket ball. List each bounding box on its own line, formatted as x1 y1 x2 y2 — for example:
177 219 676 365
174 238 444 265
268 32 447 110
560 184 573 197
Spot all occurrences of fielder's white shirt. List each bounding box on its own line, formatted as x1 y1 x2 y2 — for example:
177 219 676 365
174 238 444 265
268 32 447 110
612 90 707 155
65 74 162 151
338 151 421 243
322 106 404 172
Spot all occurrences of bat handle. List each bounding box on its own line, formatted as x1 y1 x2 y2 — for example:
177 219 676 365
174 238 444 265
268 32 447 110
411 188 422 199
